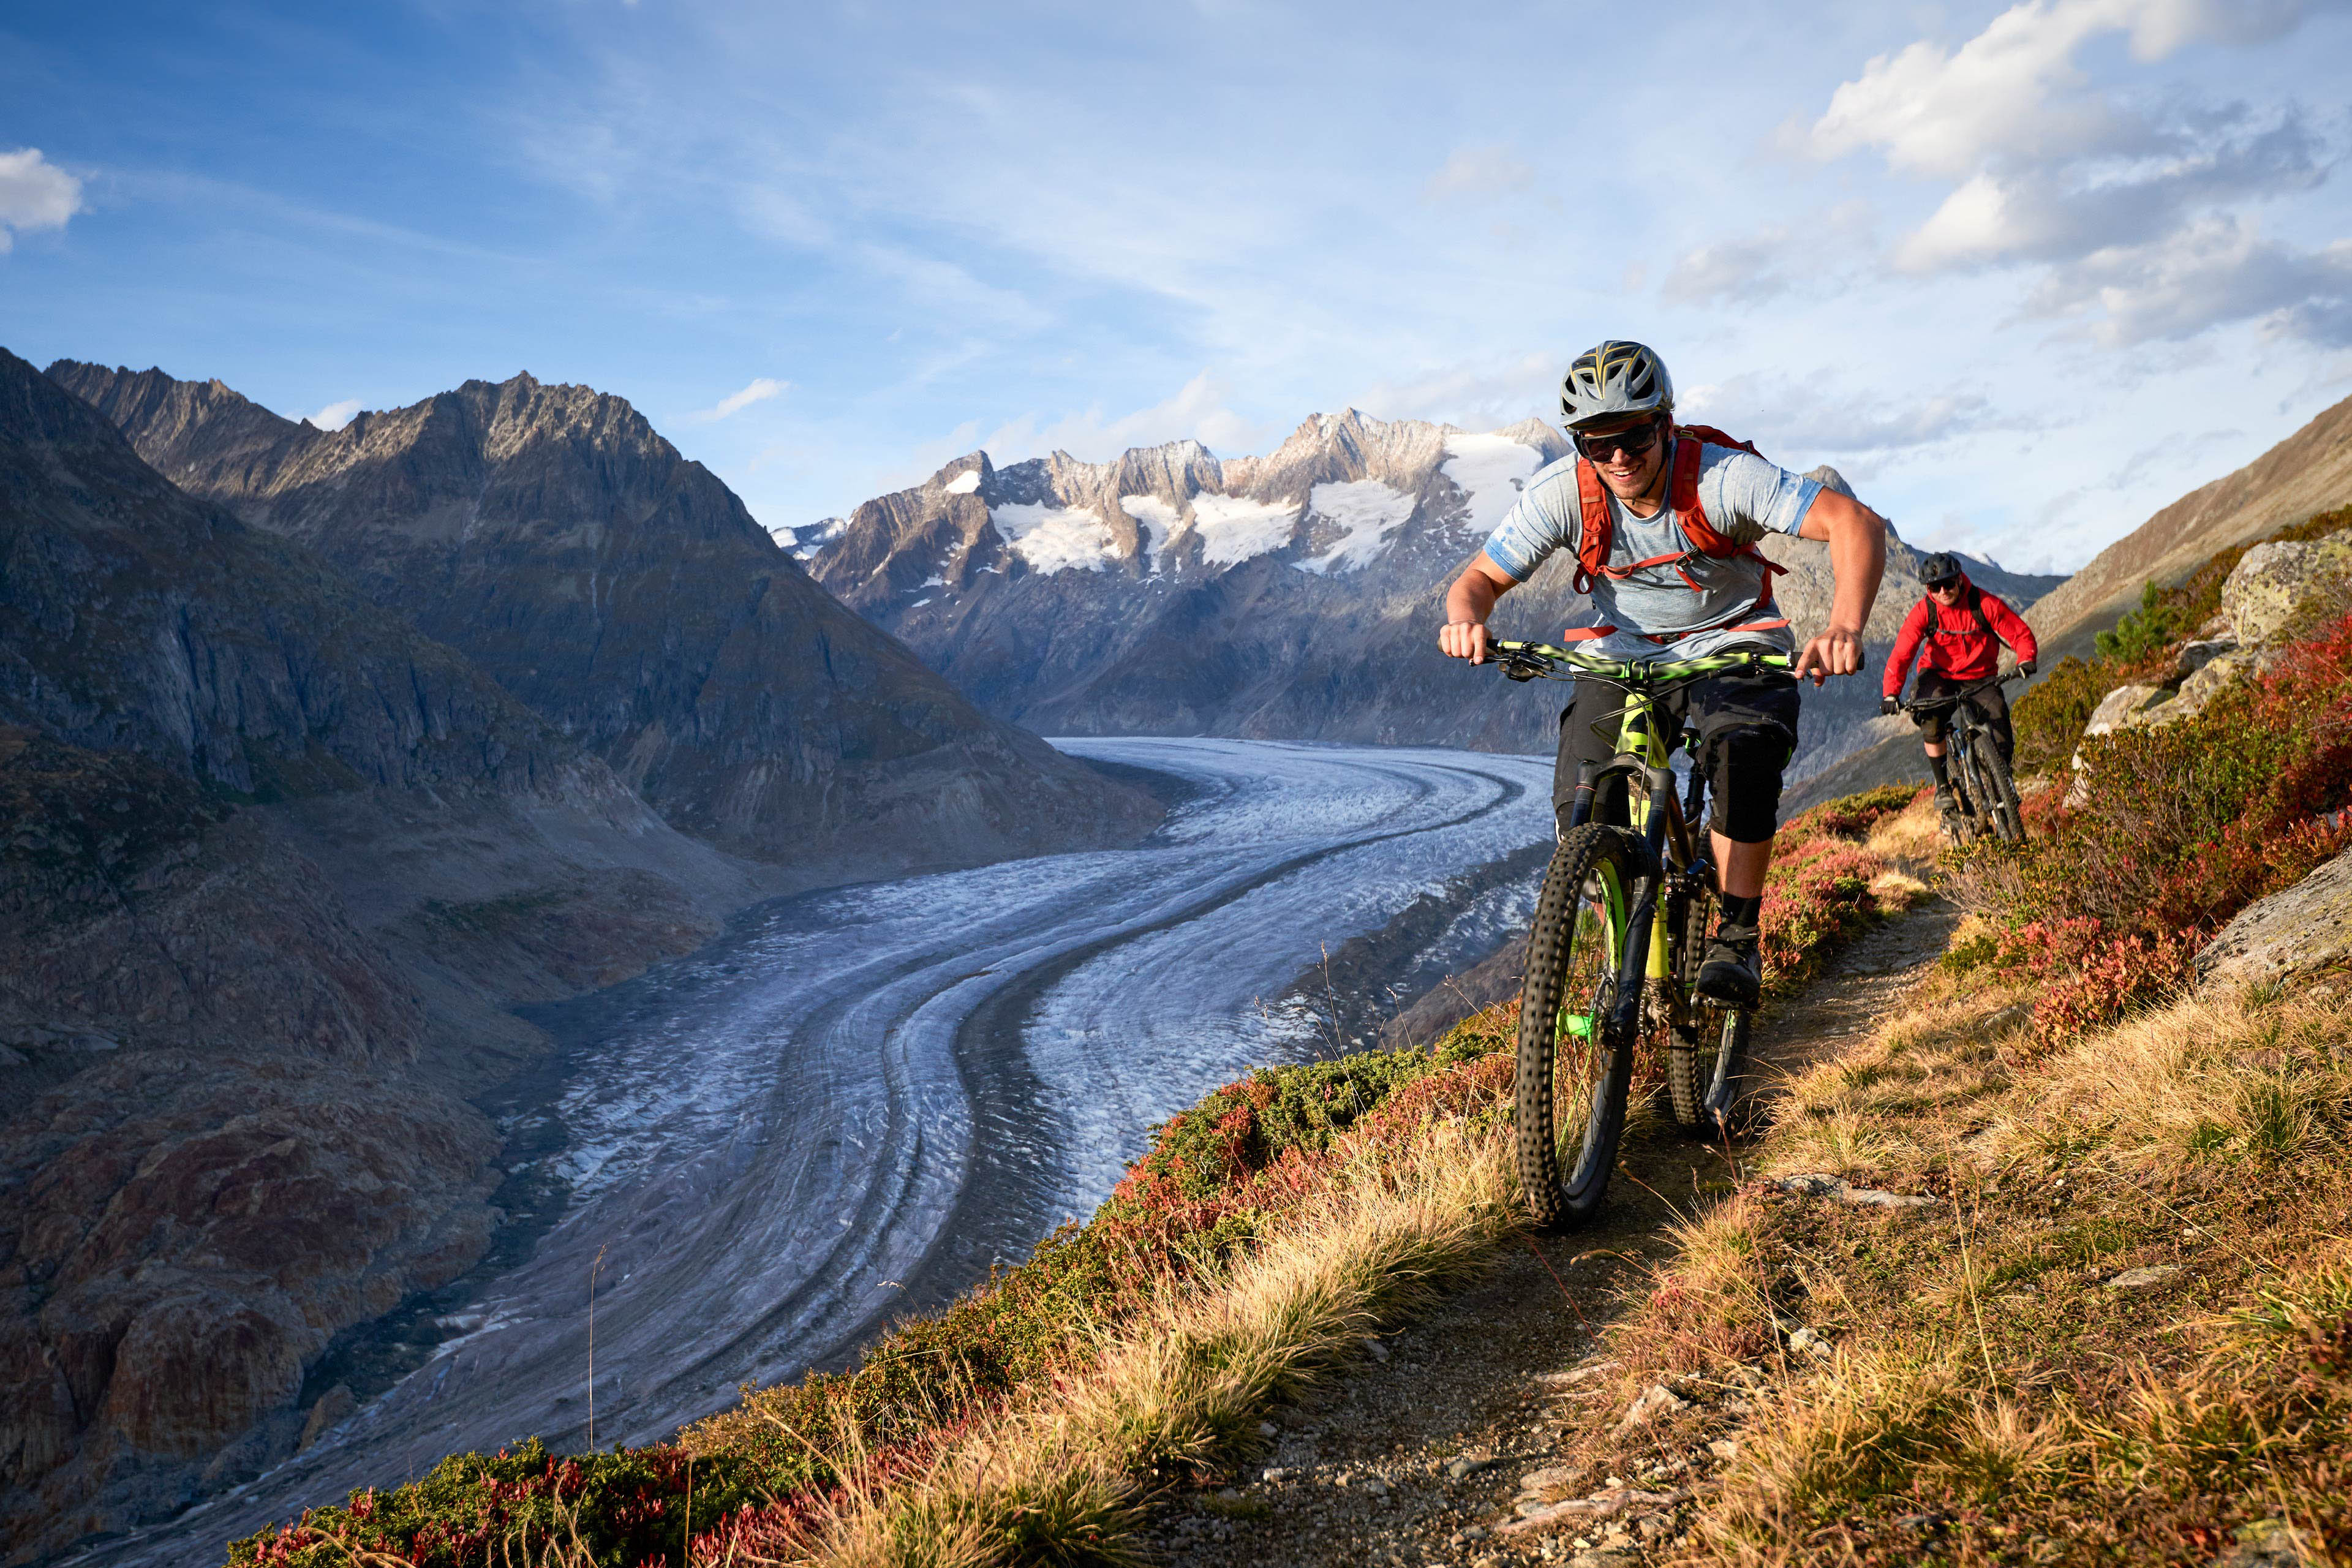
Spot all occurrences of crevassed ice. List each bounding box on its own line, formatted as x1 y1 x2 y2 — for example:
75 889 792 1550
1296 479 1416 575
1120 495 1179 573
991 502 1117 573
943 469 982 495
1442 433 1542 538
1189 493 1300 567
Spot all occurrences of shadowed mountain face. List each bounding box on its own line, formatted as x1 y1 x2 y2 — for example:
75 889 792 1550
0 347 802 1561
47 361 1158 872
794 411 2062 780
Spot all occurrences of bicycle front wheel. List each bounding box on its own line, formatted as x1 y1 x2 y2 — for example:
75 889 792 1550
1971 728 2026 843
1517 824 1642 1228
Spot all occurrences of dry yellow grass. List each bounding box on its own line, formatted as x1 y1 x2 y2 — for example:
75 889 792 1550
1637 958 2352 1564
803 1119 1519 1567
1862 795 1942 869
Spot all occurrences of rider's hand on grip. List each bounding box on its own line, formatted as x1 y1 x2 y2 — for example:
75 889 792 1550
1881 695 1899 717
1793 627 1862 686
1439 620 1490 664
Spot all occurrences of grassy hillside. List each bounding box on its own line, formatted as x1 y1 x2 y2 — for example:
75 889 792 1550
226 794 1923 1567
1567 572 2352 1564
224 519 2352 1562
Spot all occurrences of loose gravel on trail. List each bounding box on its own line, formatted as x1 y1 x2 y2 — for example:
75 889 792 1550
1142 899 1961 1567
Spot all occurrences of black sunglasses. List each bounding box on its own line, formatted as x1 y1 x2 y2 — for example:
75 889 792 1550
1573 417 1665 461
1924 578 1962 592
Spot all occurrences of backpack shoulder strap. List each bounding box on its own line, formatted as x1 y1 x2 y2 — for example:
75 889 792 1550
1572 458 1613 594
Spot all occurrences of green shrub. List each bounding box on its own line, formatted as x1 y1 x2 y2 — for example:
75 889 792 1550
2094 579 2189 663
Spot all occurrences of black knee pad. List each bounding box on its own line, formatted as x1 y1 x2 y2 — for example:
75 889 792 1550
1704 726 1791 844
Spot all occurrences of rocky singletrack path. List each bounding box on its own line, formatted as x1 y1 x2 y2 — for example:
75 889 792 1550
1141 895 1961 1568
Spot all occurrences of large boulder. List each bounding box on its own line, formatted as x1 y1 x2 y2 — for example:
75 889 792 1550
2197 845 2352 988
2222 536 2352 650
2082 684 2171 738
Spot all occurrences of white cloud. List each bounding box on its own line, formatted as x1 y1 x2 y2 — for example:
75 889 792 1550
1662 230 1794 306
1804 0 2309 178
1421 144 1535 202
1353 352 1556 429
695 376 788 421
1802 0 2348 346
2025 217 2352 345
1683 373 2015 456
0 148 83 253
302 398 362 430
979 370 1277 464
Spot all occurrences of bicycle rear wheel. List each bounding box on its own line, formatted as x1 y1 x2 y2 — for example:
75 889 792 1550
1517 824 1642 1228
1971 728 2026 843
1667 880 1714 1131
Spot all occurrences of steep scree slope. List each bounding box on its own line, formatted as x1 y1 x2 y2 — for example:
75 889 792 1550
0 349 770 1563
797 412 2060 777
47 361 1157 872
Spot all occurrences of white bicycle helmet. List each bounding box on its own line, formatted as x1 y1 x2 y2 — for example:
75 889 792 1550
1559 340 1674 428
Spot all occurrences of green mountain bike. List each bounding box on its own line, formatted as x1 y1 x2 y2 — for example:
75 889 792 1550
1486 641 1790 1226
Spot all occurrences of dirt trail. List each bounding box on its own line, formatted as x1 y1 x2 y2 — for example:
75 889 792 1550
1142 897 1961 1568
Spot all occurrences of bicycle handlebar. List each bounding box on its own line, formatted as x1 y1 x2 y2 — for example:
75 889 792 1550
1898 667 2023 714
1485 640 1794 685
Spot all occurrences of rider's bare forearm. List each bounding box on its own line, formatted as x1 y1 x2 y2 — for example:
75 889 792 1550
1792 490 1887 680
1825 500 1885 638
1439 553 1520 662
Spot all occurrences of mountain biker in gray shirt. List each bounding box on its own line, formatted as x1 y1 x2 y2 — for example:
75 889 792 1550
1438 341 1888 1006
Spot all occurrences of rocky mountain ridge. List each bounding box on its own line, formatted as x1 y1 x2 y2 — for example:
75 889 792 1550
801 410 2063 778
0 349 788 1564
47 361 1158 875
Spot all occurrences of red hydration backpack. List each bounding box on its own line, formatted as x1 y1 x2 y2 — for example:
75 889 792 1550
1562 423 1790 643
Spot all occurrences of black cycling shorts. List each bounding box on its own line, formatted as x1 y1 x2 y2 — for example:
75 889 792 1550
1552 665 1801 845
1910 671 2013 761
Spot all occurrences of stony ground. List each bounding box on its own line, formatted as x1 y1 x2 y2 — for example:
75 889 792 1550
1140 899 1962 1568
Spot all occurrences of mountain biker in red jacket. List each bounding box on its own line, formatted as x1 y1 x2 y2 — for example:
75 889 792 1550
1879 552 2038 816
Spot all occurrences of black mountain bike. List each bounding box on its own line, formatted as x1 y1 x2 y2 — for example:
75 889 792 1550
1900 670 2026 845
1485 641 1787 1227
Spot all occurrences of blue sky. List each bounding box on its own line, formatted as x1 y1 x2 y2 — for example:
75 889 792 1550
4 0 2349 572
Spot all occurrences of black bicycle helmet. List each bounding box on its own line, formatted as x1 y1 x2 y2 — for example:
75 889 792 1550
1919 551 1963 587
1559 340 1674 428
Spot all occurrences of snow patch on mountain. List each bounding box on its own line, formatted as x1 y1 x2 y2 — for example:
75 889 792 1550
1189 494 1301 567
1441 433 1543 537
992 502 1118 574
944 469 982 496
1296 478 1418 575
1120 494 1181 573
774 516 846 559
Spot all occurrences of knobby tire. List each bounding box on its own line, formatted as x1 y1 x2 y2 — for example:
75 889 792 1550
1517 824 1642 1229
1972 728 2026 843
1665 881 1756 1138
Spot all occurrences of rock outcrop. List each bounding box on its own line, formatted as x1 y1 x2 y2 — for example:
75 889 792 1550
2079 528 2352 747
0 349 779 1561
46 361 1159 872
797 417 2059 775
2198 843 2352 989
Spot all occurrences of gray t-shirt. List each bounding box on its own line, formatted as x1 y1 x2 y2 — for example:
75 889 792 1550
1482 438 1822 660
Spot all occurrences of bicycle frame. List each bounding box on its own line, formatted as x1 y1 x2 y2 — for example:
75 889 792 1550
1502 644 1792 1030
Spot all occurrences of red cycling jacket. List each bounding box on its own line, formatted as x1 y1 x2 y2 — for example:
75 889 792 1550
1882 568 2038 696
